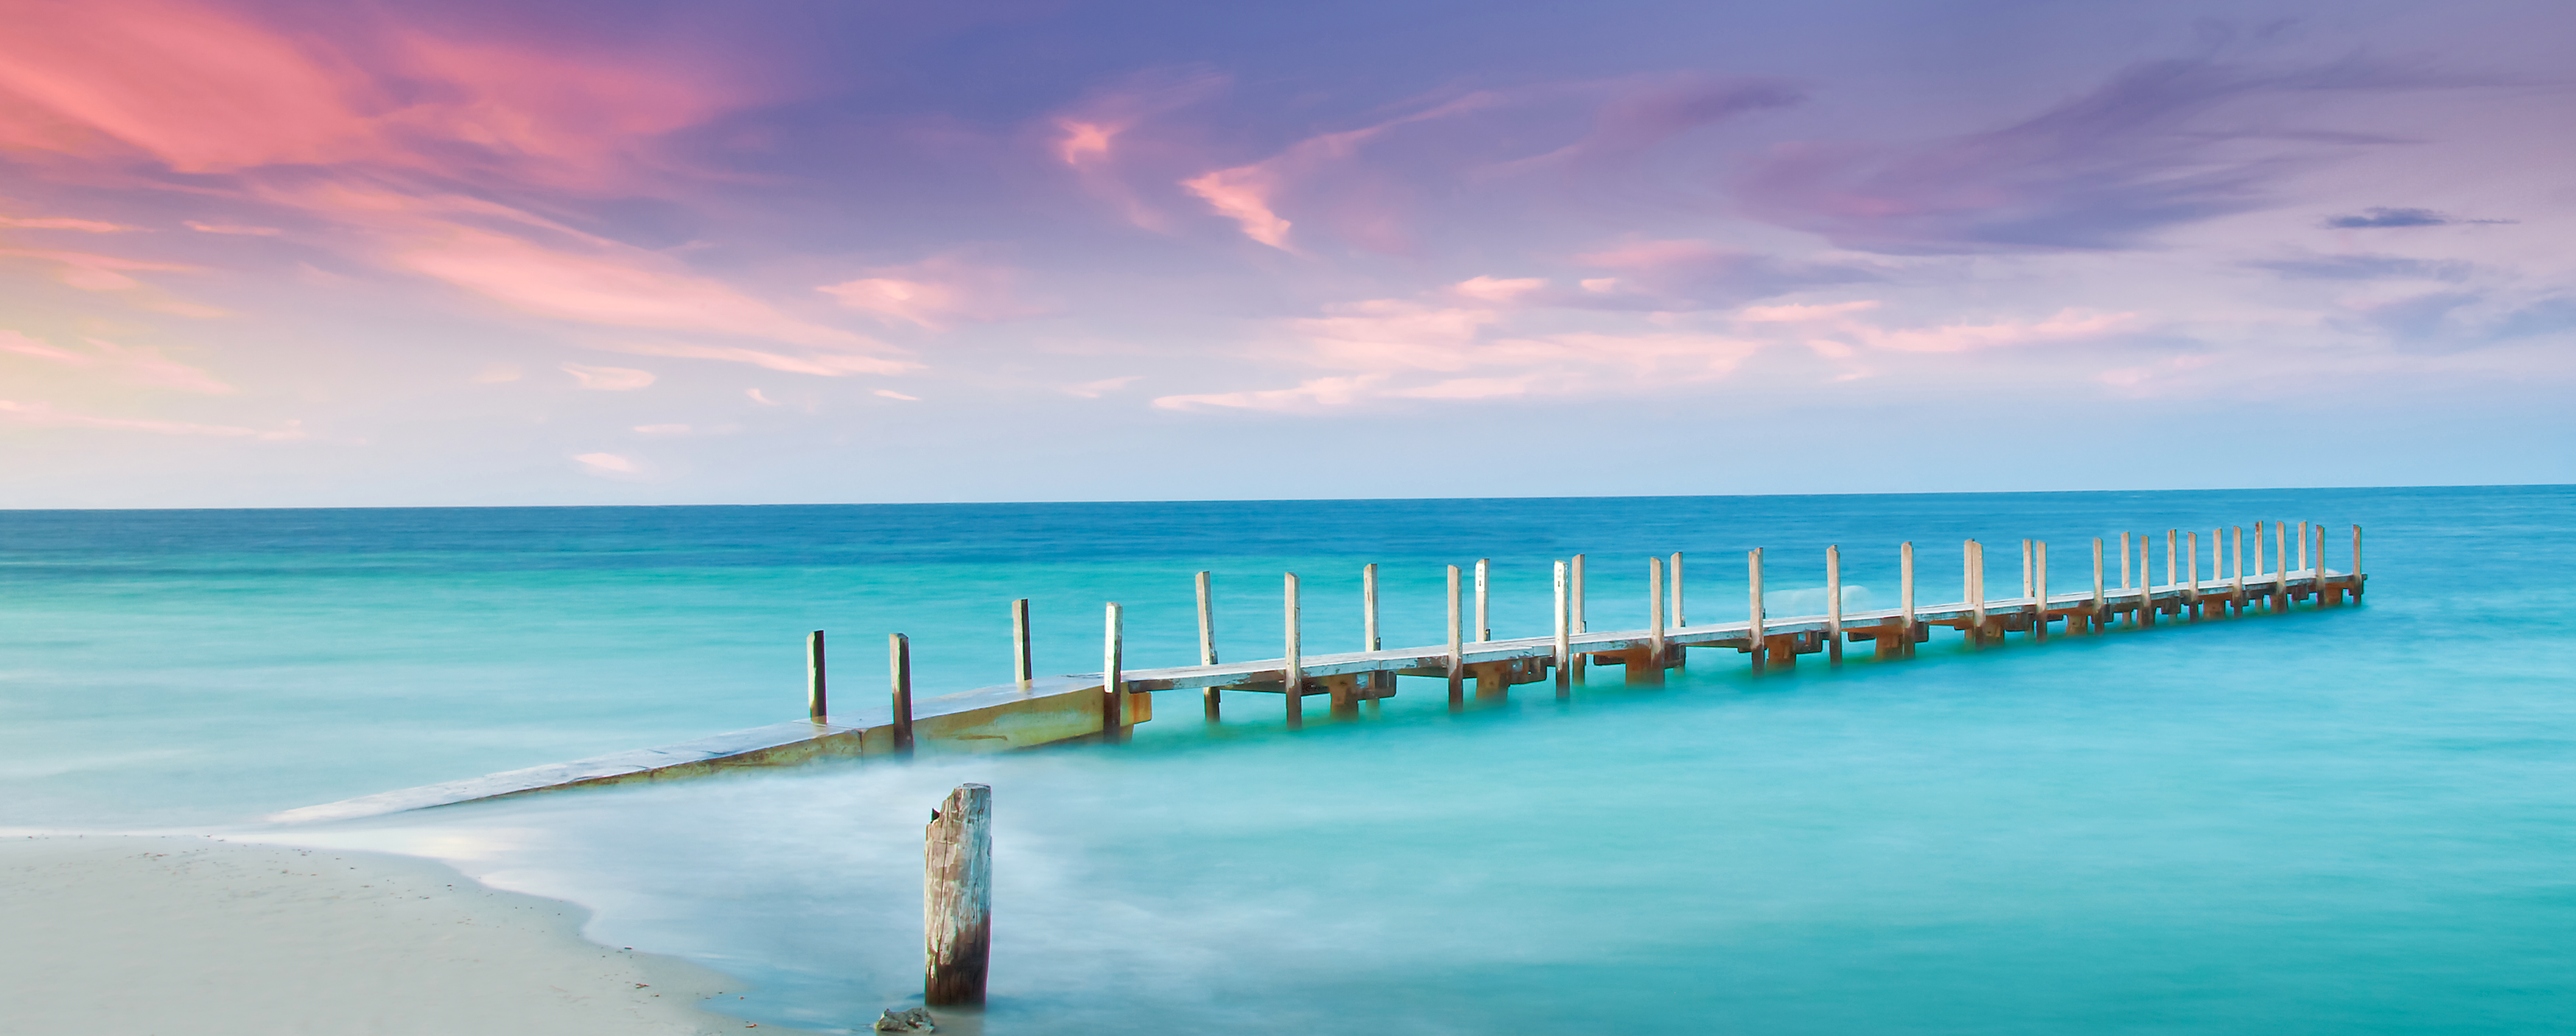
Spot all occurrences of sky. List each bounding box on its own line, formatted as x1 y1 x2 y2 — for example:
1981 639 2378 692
1 0 2571 507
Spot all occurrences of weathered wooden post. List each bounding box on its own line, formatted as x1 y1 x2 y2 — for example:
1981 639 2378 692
1196 572 1219 719
1966 539 1986 644
2020 539 2034 601
2185 532 2199 618
1474 559 1491 643
1648 556 1667 673
2119 531 2132 595
2090 536 2105 633
2232 525 2246 615
889 632 914 753
1011 600 1033 691
2138 533 2155 627
2297 520 2310 578
1283 573 1302 727
1670 552 1687 630
1900 541 1917 656
2272 522 2289 609
924 783 991 1007
1361 562 1382 701
1100 604 1124 743
1744 548 1763 670
1553 559 1572 695
808 630 828 721
2033 540 2049 642
1825 545 1843 663
1569 553 1587 681
1446 564 1464 709
2351 525 2365 601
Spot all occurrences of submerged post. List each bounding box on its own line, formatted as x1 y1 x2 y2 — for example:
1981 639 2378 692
1100 604 1124 743
1553 559 1572 695
1196 572 1219 718
1825 545 1843 663
1474 559 1491 643
1284 573 1302 727
1011 600 1033 691
924 783 992 1007
889 632 914 753
1446 564 1464 708
807 630 827 721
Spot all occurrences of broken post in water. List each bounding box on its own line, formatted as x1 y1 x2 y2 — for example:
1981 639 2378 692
924 783 992 1007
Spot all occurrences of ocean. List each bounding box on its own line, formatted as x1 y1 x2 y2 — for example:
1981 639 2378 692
3 486 2569 1034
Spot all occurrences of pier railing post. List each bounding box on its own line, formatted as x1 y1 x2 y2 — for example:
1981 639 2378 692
1825 545 1843 663
1284 573 1303 727
1648 556 1667 671
1569 554 1587 681
2273 522 2289 608
1446 564 1464 709
924 783 992 1007
1745 549 1763 669
889 632 914 753
2034 541 2048 642
1100 604 1124 742
1968 539 1987 644
1670 551 1687 631
1900 541 1917 656
1196 573 1219 719
1011 600 1033 691
2186 532 2199 618
2020 539 2033 601
1553 560 1571 696
2090 537 2105 633
1362 562 1382 701
808 630 828 721
2136 533 2154 628
2352 525 2365 600
1474 559 1491 643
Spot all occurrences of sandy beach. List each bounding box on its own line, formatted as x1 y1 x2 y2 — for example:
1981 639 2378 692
0 834 781 1035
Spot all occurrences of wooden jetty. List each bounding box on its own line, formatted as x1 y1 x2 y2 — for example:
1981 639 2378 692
267 521 2364 825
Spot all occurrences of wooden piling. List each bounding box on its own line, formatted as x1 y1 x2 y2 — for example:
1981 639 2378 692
2232 525 2246 615
2034 540 2049 642
1743 550 1761 670
1569 553 1587 680
2021 539 2034 601
1825 545 1844 662
2352 525 2365 600
1362 564 1381 651
1283 573 1302 727
1446 564 1464 708
1900 541 1917 655
807 630 827 721
1648 556 1667 671
2090 537 2105 633
2138 534 2154 627
2186 532 2199 617
2120 531 2132 593
1474 559 1491 643
2297 520 2309 576
1195 573 1218 718
2273 522 2289 607
923 783 992 1007
1968 539 1987 643
1670 552 1687 630
1100 605 1124 742
1011 600 1033 691
1553 559 1571 695
890 632 914 752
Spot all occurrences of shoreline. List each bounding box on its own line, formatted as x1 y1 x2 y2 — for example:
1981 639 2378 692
0 833 805 1035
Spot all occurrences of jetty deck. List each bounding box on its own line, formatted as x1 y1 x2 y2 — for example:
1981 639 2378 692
270 522 2365 825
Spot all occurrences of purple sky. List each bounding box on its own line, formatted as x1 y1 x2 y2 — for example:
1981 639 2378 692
1 0 2569 505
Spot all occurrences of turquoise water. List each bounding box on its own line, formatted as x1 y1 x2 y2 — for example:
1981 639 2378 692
4 488 2570 1033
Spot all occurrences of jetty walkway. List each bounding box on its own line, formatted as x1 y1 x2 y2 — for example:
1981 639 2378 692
271 521 2363 825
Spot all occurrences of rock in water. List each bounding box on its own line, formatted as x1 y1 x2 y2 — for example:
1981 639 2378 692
872 1006 937 1032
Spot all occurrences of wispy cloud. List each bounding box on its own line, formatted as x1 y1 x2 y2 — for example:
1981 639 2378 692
600 340 912 377
0 331 234 393
0 248 191 290
0 399 296 438
0 215 131 231
816 256 1031 330
393 226 871 348
184 220 283 236
560 362 655 391
573 452 639 475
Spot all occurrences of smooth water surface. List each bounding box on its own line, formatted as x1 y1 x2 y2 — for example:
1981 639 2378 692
4 488 2569 1034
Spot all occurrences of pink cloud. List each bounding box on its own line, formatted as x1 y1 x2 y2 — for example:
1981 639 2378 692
0 248 191 290
1575 239 1729 270
0 331 233 393
1177 93 1502 251
1859 308 2139 352
573 452 639 475
1180 165 1293 249
816 256 1028 331
184 220 283 236
1057 120 1116 167
873 389 920 401
0 399 296 438
602 340 911 377
392 227 872 349
560 362 655 391
0 215 130 231
1153 375 1385 412
1452 276 1547 303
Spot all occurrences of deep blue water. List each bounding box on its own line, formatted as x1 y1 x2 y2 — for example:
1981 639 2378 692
3 487 2569 1034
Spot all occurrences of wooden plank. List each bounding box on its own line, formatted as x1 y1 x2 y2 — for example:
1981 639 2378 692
808 629 827 721
891 631 915 753
1826 545 1843 662
924 783 993 1007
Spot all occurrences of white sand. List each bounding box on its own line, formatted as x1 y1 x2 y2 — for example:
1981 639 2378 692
0 834 791 1035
